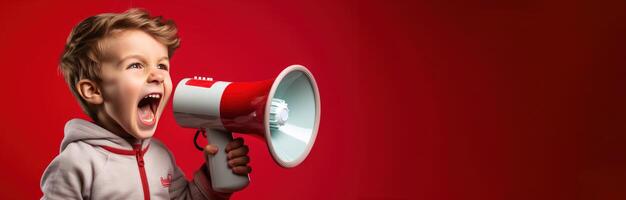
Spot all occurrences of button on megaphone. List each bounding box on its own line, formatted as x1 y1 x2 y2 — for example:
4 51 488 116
172 65 321 192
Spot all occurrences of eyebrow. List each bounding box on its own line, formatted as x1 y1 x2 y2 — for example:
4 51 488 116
117 55 169 66
158 56 169 62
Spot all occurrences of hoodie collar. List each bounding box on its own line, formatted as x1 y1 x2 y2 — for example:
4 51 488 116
61 118 151 152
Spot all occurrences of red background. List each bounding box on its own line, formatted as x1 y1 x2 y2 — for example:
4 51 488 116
1 0 625 199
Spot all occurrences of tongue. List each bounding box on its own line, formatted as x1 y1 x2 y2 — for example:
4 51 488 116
138 104 155 126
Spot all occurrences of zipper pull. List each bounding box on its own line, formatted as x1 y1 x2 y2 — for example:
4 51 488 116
133 144 145 167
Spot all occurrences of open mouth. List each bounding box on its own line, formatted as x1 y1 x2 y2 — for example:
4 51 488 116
137 93 162 126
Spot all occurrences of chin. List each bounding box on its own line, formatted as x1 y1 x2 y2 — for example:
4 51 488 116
133 131 155 139
135 122 159 139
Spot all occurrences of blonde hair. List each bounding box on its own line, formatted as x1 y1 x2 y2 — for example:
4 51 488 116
59 8 180 119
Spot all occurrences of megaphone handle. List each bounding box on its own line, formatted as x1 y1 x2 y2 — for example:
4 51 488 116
204 128 250 193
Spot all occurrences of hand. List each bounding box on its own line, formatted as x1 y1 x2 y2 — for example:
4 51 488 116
204 138 252 175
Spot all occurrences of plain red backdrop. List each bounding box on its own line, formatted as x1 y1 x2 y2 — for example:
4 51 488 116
1 0 625 199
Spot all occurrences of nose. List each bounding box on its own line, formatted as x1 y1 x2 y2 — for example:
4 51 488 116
147 68 164 84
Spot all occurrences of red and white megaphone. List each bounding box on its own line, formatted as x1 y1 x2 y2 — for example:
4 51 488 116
172 65 321 192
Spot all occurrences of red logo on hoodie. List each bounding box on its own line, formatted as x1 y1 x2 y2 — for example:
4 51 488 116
161 173 172 188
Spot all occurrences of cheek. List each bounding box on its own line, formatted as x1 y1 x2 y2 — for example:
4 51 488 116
107 75 143 110
163 76 173 100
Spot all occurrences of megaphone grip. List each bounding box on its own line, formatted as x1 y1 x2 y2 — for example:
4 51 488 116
205 128 250 193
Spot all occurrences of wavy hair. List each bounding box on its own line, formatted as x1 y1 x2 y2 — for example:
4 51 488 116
59 8 180 118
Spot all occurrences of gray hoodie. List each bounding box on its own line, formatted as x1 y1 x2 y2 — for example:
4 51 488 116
41 119 227 200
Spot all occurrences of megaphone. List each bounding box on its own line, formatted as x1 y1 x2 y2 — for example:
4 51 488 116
172 65 321 192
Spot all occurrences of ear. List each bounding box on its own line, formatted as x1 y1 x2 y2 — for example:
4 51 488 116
76 79 103 105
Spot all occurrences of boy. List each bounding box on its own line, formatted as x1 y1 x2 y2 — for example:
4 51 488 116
40 9 251 199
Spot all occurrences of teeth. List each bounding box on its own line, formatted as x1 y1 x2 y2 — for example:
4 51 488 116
143 94 161 99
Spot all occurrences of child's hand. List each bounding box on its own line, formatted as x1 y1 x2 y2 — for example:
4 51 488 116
204 138 252 175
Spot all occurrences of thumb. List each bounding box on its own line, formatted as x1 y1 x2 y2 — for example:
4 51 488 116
204 144 219 156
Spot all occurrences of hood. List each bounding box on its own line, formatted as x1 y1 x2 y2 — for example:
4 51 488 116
60 118 150 152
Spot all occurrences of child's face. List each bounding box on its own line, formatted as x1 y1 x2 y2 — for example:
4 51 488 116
97 29 172 139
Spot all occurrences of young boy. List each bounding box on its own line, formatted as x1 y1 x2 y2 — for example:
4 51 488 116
40 9 251 199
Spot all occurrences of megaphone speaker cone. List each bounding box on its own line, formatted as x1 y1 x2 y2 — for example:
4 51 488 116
264 65 321 168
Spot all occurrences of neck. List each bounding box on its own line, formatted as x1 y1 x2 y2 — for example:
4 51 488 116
94 111 140 145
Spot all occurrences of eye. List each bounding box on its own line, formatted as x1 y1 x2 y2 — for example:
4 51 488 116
158 63 169 71
127 62 143 70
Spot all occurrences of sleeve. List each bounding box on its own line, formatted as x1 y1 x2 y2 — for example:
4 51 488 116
40 145 93 200
168 163 232 200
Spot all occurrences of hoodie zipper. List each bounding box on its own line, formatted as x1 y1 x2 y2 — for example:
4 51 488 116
99 143 151 200
133 144 151 200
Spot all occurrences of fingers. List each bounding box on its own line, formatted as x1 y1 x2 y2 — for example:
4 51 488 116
225 138 244 152
226 138 251 175
228 156 250 167
227 145 249 159
204 145 218 155
205 138 246 157
232 166 252 175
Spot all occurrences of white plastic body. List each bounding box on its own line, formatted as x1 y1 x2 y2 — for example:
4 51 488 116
205 128 250 192
172 79 250 193
172 80 230 130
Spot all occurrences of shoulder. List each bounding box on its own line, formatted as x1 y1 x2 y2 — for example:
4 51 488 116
50 141 106 172
40 142 104 193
